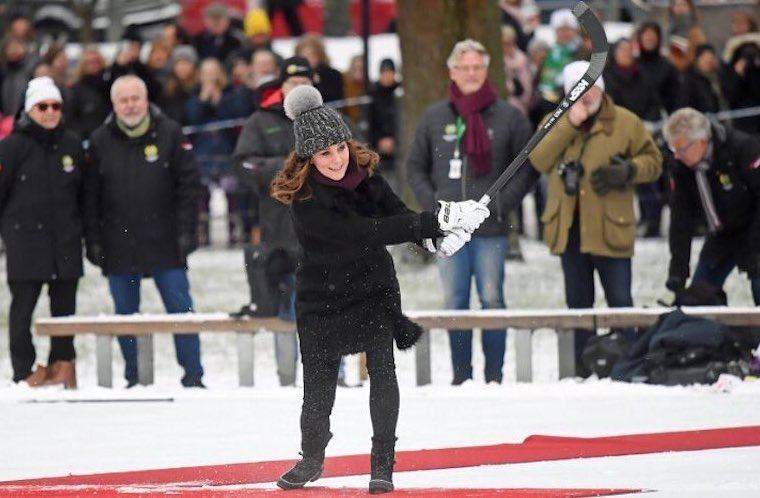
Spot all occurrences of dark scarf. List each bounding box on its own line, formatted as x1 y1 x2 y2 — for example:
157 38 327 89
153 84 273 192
449 81 497 176
312 159 367 191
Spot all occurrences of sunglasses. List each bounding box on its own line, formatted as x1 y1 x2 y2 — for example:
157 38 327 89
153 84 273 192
35 102 62 112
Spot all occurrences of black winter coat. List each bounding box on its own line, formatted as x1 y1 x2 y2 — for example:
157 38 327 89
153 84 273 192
668 123 760 280
193 30 244 65
678 68 724 114
291 173 439 358
69 72 112 140
636 51 682 114
314 63 344 104
0 115 85 281
603 63 661 122
84 107 201 275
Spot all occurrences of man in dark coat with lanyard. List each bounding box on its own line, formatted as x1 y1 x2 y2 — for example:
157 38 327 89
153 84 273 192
406 39 532 385
0 77 84 388
233 56 312 386
663 107 760 303
85 75 204 388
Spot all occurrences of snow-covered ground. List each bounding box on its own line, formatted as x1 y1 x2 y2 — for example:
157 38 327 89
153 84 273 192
0 231 758 494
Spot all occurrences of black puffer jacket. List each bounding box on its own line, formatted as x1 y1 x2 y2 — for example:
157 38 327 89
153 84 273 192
84 106 201 275
291 173 439 358
0 114 85 281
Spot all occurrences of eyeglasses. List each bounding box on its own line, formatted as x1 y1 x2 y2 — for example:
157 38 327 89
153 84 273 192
35 102 62 112
668 139 698 156
454 64 487 73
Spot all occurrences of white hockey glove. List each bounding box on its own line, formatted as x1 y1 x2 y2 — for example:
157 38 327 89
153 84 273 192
437 228 471 257
437 200 490 233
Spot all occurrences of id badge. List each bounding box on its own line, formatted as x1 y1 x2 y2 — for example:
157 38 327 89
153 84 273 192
448 158 462 179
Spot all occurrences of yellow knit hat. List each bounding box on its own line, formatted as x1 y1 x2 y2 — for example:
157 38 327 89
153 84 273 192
245 8 271 37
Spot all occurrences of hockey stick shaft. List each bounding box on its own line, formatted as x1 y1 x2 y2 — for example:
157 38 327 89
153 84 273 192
478 1 608 206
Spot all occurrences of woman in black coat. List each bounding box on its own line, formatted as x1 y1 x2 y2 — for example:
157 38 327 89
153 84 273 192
0 77 85 389
271 85 488 494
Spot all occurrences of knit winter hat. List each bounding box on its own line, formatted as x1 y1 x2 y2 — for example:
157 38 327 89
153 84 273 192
24 76 63 113
171 45 198 66
284 85 352 158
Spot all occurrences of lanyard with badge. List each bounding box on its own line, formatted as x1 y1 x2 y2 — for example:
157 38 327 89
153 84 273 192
449 116 466 179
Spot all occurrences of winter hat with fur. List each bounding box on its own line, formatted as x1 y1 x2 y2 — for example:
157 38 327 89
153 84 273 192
25 76 63 113
283 85 352 158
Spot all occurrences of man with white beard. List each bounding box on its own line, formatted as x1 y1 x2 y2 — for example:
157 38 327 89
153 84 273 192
527 61 663 375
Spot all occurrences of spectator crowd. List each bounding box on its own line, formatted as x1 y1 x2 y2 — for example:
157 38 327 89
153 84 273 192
1 1 759 389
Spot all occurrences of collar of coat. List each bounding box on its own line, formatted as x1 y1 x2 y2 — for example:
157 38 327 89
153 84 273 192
104 103 165 139
584 94 617 136
15 112 63 145
305 173 380 213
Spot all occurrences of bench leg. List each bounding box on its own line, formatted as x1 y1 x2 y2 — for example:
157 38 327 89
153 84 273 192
415 328 431 386
514 329 533 383
557 329 576 379
137 334 154 386
237 332 255 387
96 335 113 388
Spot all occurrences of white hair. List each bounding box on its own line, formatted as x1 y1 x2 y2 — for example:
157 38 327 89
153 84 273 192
446 39 490 70
663 107 712 145
110 75 148 102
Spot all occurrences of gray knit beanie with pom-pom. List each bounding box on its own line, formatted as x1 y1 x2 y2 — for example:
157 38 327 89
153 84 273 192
283 85 352 158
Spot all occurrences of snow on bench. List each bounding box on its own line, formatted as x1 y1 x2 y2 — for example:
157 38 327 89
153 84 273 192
34 307 760 388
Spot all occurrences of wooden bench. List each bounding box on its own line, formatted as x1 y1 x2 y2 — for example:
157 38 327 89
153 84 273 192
35 307 760 388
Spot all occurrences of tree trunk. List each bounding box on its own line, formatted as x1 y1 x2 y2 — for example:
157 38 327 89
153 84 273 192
396 0 504 205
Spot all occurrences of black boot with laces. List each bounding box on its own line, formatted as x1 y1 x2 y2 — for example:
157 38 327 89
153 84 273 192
368 437 397 494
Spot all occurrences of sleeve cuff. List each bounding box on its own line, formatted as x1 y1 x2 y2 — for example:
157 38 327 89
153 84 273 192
420 211 441 239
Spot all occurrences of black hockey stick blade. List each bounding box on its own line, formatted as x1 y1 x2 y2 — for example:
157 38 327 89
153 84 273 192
478 1 608 205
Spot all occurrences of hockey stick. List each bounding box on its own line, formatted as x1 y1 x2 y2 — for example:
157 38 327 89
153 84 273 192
478 1 608 206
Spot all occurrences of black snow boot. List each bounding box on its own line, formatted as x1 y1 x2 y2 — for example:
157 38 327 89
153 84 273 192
277 433 331 490
368 437 397 494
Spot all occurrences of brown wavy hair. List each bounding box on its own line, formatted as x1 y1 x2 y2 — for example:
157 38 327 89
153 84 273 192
271 140 378 205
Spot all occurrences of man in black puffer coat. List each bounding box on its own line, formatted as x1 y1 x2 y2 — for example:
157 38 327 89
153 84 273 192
0 77 84 388
85 75 204 388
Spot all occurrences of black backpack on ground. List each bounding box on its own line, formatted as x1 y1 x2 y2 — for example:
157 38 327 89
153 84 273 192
581 331 632 378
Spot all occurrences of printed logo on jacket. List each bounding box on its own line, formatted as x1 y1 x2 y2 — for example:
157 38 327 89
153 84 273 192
144 144 159 163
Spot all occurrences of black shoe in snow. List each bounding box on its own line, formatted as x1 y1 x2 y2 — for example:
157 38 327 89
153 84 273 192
276 455 323 490
368 437 396 494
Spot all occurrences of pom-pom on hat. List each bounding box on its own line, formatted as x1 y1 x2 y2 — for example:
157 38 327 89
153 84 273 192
284 85 352 158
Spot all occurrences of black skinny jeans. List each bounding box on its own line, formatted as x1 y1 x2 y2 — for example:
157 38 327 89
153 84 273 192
9 279 78 382
300 337 399 456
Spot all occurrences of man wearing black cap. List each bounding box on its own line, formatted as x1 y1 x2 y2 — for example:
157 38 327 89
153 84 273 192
232 56 312 386
369 58 400 192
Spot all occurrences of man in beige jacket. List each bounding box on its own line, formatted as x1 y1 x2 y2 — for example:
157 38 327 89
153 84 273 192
528 61 663 375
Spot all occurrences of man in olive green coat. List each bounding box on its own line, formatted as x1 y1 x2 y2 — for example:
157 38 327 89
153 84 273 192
528 61 663 374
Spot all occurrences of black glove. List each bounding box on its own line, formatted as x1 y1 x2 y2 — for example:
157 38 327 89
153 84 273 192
590 155 635 196
177 233 197 260
666 275 686 293
86 243 105 267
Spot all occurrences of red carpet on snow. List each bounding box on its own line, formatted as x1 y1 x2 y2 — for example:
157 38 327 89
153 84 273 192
0 487 641 497
4 425 759 496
